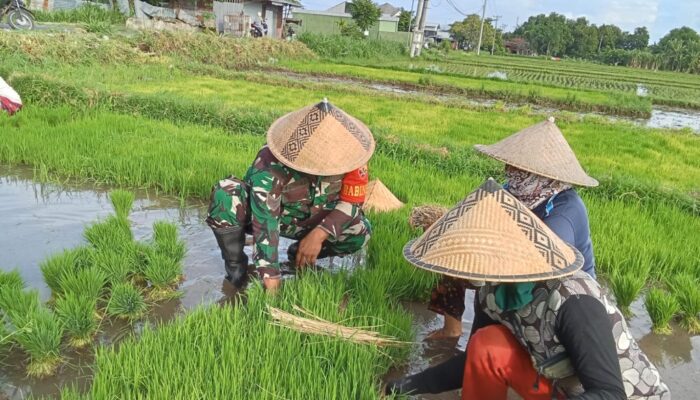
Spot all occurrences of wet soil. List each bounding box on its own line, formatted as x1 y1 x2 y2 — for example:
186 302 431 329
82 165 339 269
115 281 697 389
1 165 698 398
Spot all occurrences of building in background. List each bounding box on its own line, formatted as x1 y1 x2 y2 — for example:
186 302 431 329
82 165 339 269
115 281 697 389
292 1 409 42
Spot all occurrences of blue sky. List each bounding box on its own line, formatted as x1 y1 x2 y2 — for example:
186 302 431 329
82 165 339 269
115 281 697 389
297 0 700 43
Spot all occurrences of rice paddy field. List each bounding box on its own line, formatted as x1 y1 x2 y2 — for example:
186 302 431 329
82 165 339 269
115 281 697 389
0 30 699 399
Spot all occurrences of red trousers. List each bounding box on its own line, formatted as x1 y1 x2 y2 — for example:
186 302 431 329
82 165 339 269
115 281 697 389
462 325 558 400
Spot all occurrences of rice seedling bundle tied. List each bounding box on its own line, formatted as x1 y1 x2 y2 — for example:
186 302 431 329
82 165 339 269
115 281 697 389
668 274 700 334
644 288 679 335
55 293 99 348
107 282 147 321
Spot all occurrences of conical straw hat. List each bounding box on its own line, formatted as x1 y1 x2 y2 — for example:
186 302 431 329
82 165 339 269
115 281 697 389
474 118 598 187
267 99 375 176
403 178 584 282
363 179 404 213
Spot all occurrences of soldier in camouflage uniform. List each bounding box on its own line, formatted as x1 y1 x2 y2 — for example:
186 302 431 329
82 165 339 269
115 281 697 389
207 99 375 291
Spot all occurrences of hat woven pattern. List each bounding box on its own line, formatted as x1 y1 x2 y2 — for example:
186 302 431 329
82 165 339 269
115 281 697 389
404 179 583 282
474 120 598 187
268 101 375 176
280 105 325 162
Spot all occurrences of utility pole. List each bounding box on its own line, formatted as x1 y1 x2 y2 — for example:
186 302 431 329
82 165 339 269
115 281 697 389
490 15 501 55
476 0 487 55
410 0 424 57
407 0 416 48
410 0 429 57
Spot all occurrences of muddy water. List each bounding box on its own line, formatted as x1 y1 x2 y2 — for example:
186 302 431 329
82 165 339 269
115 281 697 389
1 166 698 398
275 70 700 133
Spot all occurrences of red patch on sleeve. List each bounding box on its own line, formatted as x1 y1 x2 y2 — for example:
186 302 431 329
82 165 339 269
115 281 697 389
340 165 368 203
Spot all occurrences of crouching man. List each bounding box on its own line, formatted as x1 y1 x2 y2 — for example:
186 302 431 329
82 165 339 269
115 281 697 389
389 179 670 400
0 76 22 116
206 99 375 292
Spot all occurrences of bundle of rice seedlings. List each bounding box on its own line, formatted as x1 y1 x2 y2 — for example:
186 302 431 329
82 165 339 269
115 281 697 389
54 293 99 348
668 274 700 334
93 249 135 284
408 204 447 231
644 288 679 335
107 283 147 320
40 250 78 294
84 216 133 252
11 306 64 377
143 252 182 301
58 267 107 300
109 189 135 220
0 270 23 291
152 221 186 263
609 272 646 316
132 241 156 273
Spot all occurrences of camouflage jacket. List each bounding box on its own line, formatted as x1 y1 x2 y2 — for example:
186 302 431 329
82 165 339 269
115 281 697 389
245 146 365 268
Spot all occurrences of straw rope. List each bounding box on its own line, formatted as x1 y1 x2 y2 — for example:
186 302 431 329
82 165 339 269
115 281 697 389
408 204 448 230
267 305 406 346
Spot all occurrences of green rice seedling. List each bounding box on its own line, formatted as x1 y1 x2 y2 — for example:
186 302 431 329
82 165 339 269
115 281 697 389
152 221 186 263
143 252 182 301
609 272 646 316
668 274 700 334
0 269 23 291
644 288 679 335
40 249 78 294
109 189 135 220
0 287 40 320
11 305 64 377
58 267 107 301
54 292 99 348
84 216 133 252
93 249 136 284
107 283 147 321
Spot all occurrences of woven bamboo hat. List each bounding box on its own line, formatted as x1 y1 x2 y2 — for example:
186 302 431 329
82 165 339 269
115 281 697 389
403 178 584 282
267 99 375 175
474 118 598 187
364 179 404 213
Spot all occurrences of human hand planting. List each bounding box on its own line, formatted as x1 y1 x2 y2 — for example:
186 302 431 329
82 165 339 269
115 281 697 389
295 227 329 268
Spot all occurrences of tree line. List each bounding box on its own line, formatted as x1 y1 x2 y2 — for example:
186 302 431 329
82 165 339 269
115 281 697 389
449 12 700 74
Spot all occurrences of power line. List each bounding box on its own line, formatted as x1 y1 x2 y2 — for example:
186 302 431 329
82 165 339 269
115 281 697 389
445 0 468 16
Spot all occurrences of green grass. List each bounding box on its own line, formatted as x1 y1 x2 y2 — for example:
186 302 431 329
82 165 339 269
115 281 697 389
279 60 653 116
68 271 412 399
645 288 679 335
298 32 407 59
109 189 135 220
107 282 147 321
54 293 99 348
34 4 126 25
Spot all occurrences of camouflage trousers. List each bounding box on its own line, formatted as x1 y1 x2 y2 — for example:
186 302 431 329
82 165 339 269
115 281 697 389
206 177 371 268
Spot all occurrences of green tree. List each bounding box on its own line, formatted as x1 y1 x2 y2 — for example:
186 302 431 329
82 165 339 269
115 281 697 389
398 9 413 32
515 13 572 56
655 27 700 72
348 0 381 33
450 14 494 51
621 27 649 50
566 17 599 58
597 24 623 52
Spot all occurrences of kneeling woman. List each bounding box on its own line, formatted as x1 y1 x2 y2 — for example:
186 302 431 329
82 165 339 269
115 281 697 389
389 179 670 400
427 117 598 339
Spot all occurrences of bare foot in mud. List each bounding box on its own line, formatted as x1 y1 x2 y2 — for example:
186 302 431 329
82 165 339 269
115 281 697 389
425 327 462 340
